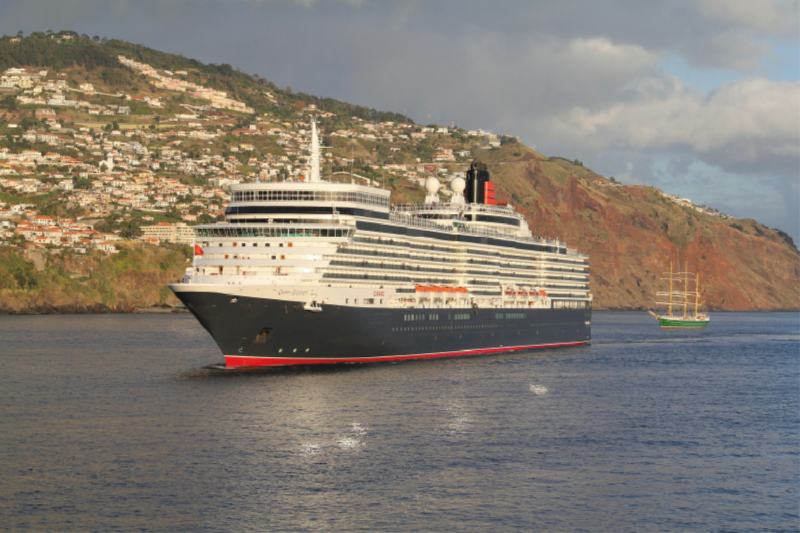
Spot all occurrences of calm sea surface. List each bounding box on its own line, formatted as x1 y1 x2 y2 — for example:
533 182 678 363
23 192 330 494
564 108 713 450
0 311 797 532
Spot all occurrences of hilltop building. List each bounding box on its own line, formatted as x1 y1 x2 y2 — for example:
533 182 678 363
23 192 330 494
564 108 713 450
140 222 195 244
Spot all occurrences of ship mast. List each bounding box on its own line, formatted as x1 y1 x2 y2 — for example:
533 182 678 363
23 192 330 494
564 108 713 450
695 273 700 318
309 118 321 183
668 261 673 318
682 261 688 320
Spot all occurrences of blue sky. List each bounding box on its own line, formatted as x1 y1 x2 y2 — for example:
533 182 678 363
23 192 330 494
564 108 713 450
2 0 798 241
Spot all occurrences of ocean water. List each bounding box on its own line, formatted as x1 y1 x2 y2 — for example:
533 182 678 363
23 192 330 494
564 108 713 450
0 311 797 532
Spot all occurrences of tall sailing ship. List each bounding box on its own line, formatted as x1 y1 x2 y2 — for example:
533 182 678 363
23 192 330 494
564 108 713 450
648 262 709 328
169 121 592 367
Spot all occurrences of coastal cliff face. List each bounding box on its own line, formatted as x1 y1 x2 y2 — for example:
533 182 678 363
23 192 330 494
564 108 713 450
486 150 800 310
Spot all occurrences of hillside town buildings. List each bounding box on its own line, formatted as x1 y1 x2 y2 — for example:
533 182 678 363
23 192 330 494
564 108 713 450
140 222 195 244
0 55 732 256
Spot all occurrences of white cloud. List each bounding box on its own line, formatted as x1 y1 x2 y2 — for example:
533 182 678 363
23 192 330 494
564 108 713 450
690 29 772 71
346 34 659 131
695 0 799 34
546 77 799 174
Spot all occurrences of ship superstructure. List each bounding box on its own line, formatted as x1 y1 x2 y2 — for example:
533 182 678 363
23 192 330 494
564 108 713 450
170 121 592 367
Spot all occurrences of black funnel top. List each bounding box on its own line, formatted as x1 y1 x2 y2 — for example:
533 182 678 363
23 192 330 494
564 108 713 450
465 161 495 205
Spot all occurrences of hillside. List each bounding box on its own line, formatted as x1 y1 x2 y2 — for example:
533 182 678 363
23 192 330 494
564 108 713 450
0 32 797 313
485 147 799 310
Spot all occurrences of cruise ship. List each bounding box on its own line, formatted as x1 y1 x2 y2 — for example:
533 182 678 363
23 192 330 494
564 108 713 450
169 121 592 367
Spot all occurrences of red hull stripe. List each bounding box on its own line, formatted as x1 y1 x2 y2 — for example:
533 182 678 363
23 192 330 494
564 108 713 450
224 341 587 368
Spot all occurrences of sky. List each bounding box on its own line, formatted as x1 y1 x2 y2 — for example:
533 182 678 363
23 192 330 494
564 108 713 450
2 0 799 241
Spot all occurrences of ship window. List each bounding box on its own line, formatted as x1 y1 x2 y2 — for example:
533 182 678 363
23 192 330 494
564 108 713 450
225 254 229 259
271 256 276 260
219 243 222 247
242 243 247 247
346 298 349 304
233 242 237 247
253 243 258 247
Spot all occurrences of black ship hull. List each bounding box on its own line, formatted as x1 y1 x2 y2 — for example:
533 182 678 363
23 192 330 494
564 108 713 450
173 290 591 367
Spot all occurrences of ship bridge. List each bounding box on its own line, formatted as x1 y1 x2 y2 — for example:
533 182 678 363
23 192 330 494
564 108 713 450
226 181 391 225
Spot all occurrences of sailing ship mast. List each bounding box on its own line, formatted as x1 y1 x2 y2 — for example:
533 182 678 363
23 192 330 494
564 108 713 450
682 261 688 320
695 272 700 318
668 261 673 318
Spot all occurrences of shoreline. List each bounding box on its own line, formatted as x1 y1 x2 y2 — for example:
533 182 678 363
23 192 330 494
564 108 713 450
0 306 796 316
0 305 190 316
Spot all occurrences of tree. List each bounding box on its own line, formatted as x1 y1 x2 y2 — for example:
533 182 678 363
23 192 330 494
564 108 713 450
0 95 17 111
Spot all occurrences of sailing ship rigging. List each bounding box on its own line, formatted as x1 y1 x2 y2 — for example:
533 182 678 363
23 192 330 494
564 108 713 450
648 261 709 328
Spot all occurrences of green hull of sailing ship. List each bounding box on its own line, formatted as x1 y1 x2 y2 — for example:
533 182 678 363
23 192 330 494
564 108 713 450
652 314 709 329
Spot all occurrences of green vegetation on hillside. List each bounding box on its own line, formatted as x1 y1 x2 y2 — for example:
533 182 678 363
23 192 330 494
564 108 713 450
0 32 121 71
0 244 189 313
